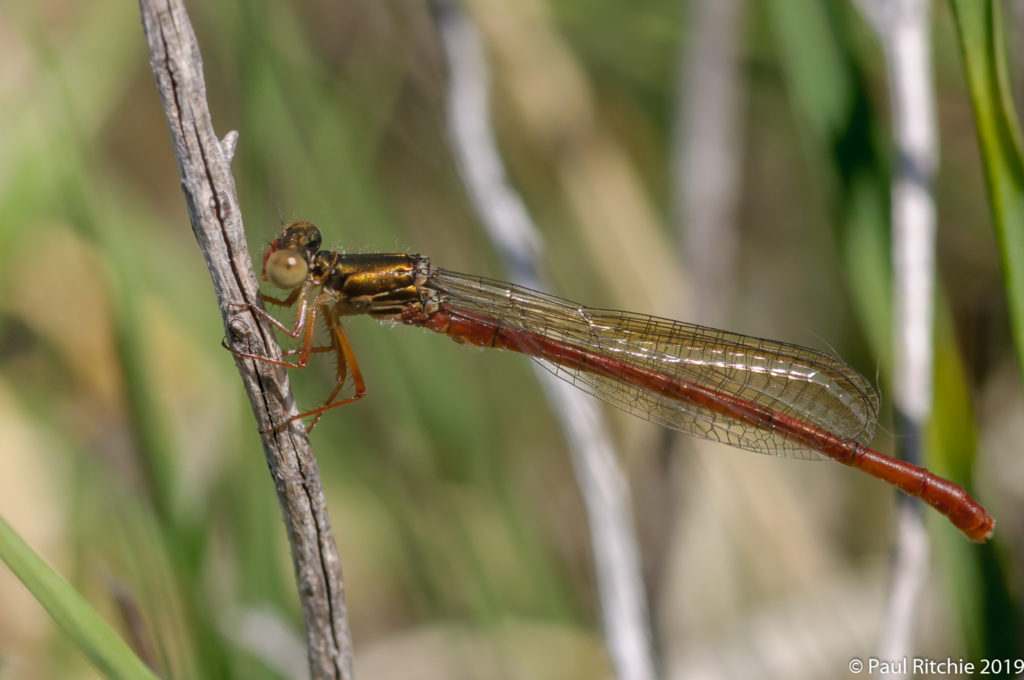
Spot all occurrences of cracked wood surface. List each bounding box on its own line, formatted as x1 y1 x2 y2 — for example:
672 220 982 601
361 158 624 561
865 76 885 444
137 1 354 677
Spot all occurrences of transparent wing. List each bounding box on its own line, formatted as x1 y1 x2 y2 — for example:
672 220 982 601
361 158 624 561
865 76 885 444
428 269 879 460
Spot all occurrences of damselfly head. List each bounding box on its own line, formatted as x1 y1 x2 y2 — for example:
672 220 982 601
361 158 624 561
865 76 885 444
262 221 323 287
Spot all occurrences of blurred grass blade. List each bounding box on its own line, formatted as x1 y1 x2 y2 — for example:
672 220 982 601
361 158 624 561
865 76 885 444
949 0 1024 376
0 515 159 680
764 0 893 366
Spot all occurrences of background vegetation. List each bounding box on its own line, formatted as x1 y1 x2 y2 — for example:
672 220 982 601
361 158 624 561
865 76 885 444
0 0 1020 678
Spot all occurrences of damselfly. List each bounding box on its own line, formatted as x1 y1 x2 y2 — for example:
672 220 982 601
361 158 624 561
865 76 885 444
226 221 994 542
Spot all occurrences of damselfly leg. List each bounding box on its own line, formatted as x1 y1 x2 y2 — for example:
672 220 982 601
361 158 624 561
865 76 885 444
225 289 366 433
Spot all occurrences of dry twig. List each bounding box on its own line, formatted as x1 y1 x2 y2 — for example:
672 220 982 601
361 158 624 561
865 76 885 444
855 0 937 667
136 1 353 677
433 3 657 678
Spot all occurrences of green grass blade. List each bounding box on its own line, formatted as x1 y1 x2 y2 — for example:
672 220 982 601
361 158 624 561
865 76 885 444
0 515 160 680
949 0 1024 376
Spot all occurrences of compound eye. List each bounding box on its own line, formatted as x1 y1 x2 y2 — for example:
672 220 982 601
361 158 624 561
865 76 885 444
265 249 308 289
